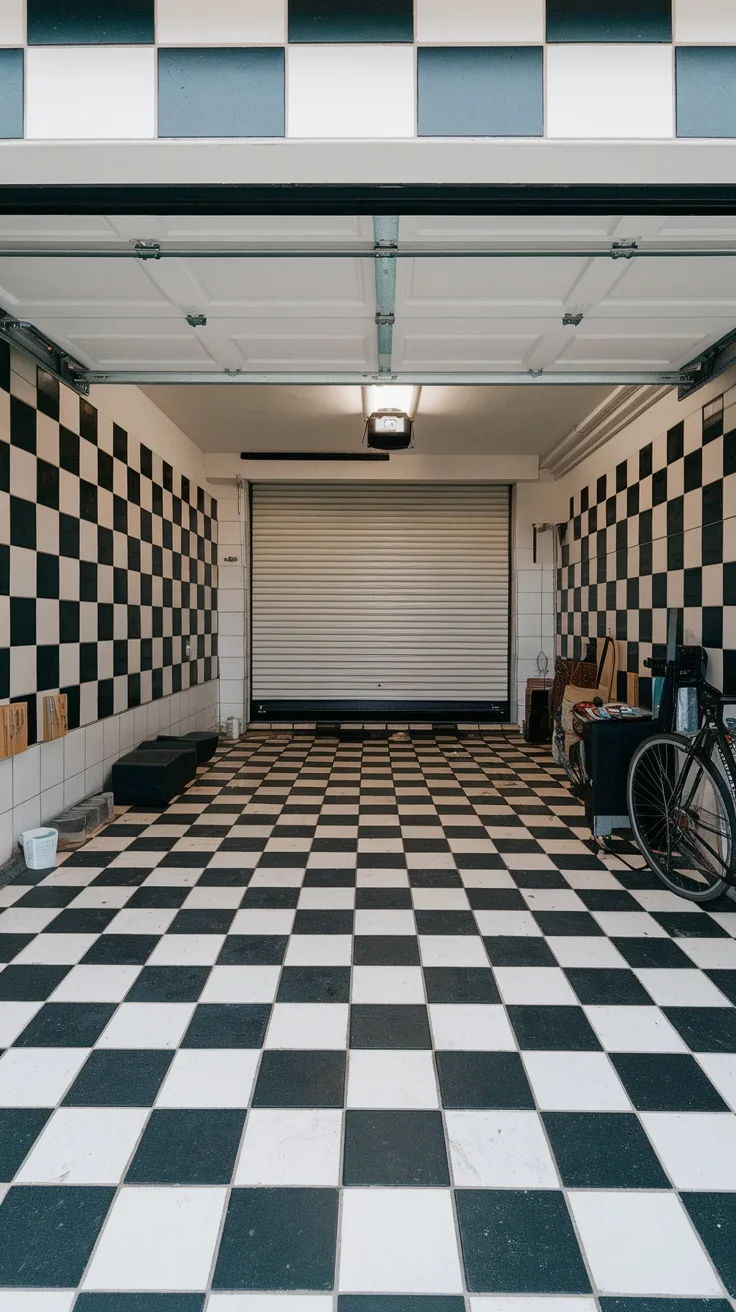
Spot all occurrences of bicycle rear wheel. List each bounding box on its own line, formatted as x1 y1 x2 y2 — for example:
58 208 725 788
627 732 734 902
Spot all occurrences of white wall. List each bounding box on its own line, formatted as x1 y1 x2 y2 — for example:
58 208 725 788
216 482 248 730
511 476 568 724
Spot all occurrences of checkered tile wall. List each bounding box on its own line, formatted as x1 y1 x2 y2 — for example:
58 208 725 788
1 1 736 139
557 390 736 708
0 343 218 743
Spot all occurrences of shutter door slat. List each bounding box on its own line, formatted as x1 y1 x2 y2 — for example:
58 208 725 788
251 483 510 704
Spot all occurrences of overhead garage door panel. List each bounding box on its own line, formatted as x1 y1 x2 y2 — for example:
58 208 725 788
251 482 510 716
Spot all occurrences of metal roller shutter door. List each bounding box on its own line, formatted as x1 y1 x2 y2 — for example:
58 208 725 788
250 482 510 720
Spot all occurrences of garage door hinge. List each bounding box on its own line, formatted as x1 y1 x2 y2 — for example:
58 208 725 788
134 240 161 260
611 240 638 260
375 312 395 326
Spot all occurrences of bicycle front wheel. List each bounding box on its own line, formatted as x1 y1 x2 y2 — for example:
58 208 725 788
627 732 734 902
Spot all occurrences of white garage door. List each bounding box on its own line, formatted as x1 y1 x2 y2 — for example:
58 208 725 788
250 482 510 721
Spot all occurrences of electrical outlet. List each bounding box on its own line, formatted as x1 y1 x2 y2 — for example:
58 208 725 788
184 639 192 659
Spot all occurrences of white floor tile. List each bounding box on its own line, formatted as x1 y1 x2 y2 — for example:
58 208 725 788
412 889 470 911
298 887 355 910
635 968 733 1007
0 1295 76 1311
147 935 225 966
0 1048 89 1107
470 1302 596 1312
429 1004 516 1051
630 888 704 912
494 967 578 1006
354 910 416 936
351 966 425 1004
208 1299 332 1312
284 935 352 966
446 1110 558 1187
473 912 542 937
50 965 141 1003
545 936 629 968
642 1111 736 1189
265 1003 349 1049
104 909 177 936
235 1108 342 1186
97 1002 195 1049
338 1189 463 1293
183 887 244 909
0 908 61 934
346 1050 439 1109
677 938 736 968
230 909 295 935
523 1051 632 1111
156 1049 260 1108
568 1191 721 1295
521 890 586 912
12 934 98 965
591 912 667 938
82 1186 227 1291
0 1001 42 1046
16 1107 148 1184
418 936 490 967
199 965 281 1004
697 1054 736 1111
69 887 135 909
584 1006 688 1053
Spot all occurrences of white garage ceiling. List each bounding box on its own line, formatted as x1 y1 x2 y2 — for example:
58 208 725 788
0 210 734 457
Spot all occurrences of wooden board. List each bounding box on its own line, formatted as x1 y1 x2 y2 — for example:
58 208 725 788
0 704 28 759
43 693 68 742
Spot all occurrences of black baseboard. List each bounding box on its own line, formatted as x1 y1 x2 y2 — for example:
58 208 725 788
250 699 510 722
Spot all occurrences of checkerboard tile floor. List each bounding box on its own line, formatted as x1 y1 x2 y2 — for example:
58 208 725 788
0 728 735 1309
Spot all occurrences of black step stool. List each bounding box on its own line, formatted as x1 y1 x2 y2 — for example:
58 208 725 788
111 748 195 807
157 730 218 765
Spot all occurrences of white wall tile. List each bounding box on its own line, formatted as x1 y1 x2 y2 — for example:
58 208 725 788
63 729 86 781
85 764 104 795
13 796 41 846
40 739 65 791
0 810 13 865
0 0 24 45
40 783 65 824
218 612 245 638
675 0 736 42
417 0 544 43
0 757 13 812
103 717 121 760
288 47 415 139
13 747 41 807
157 0 285 45
86 722 105 769
26 48 156 141
546 46 674 140
219 658 245 682
64 772 86 809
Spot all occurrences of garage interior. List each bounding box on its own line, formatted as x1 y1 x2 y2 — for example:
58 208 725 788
0 204 735 1301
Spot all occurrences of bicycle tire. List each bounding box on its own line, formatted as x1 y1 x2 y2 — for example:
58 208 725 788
627 731 735 903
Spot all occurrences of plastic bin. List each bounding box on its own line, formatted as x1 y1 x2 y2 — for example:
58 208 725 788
54 809 90 847
88 792 115 824
20 827 59 870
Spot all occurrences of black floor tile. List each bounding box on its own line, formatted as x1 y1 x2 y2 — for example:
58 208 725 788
599 1301 732 1312
436 1051 535 1109
277 966 351 1003
483 936 557 967
466 889 527 910
663 1006 736 1053
413 911 477 935
16 886 80 907
181 1003 271 1048
0 1185 114 1285
565 968 653 1006
217 935 288 965
293 910 354 935
353 936 420 965
423 967 500 1004
14 1002 117 1047
455 1189 591 1293
681 1193 736 1296
343 1110 449 1185
408 870 463 887
356 888 412 910
0 1107 51 1179
576 889 642 911
0 964 70 999
126 1108 246 1184
533 911 603 937
654 912 729 939
168 909 235 935
75 1295 205 1311
241 887 300 909
508 1005 601 1051
350 1004 432 1049
128 886 190 909
213 1187 339 1290
706 970 736 1005
0 935 33 961
338 1299 465 1312
610 1053 729 1111
125 966 210 1003
611 937 693 969
303 869 356 887
63 1049 174 1107
543 1111 670 1188
45 909 118 934
253 1050 346 1107
82 935 159 965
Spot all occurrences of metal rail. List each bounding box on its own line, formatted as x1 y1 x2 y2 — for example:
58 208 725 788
0 242 735 260
79 369 690 386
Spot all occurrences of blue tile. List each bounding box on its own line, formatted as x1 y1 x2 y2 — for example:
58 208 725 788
288 0 413 44
27 0 154 44
546 0 672 42
677 47 736 138
0 50 23 140
418 48 543 138
158 49 285 139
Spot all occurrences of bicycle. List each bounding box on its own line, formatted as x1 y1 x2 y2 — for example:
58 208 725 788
626 648 736 902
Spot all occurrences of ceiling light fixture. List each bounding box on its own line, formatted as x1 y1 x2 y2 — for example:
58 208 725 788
362 384 421 420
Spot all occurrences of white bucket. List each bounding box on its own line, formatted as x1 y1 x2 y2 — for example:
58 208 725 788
226 717 242 741
19 827 59 870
